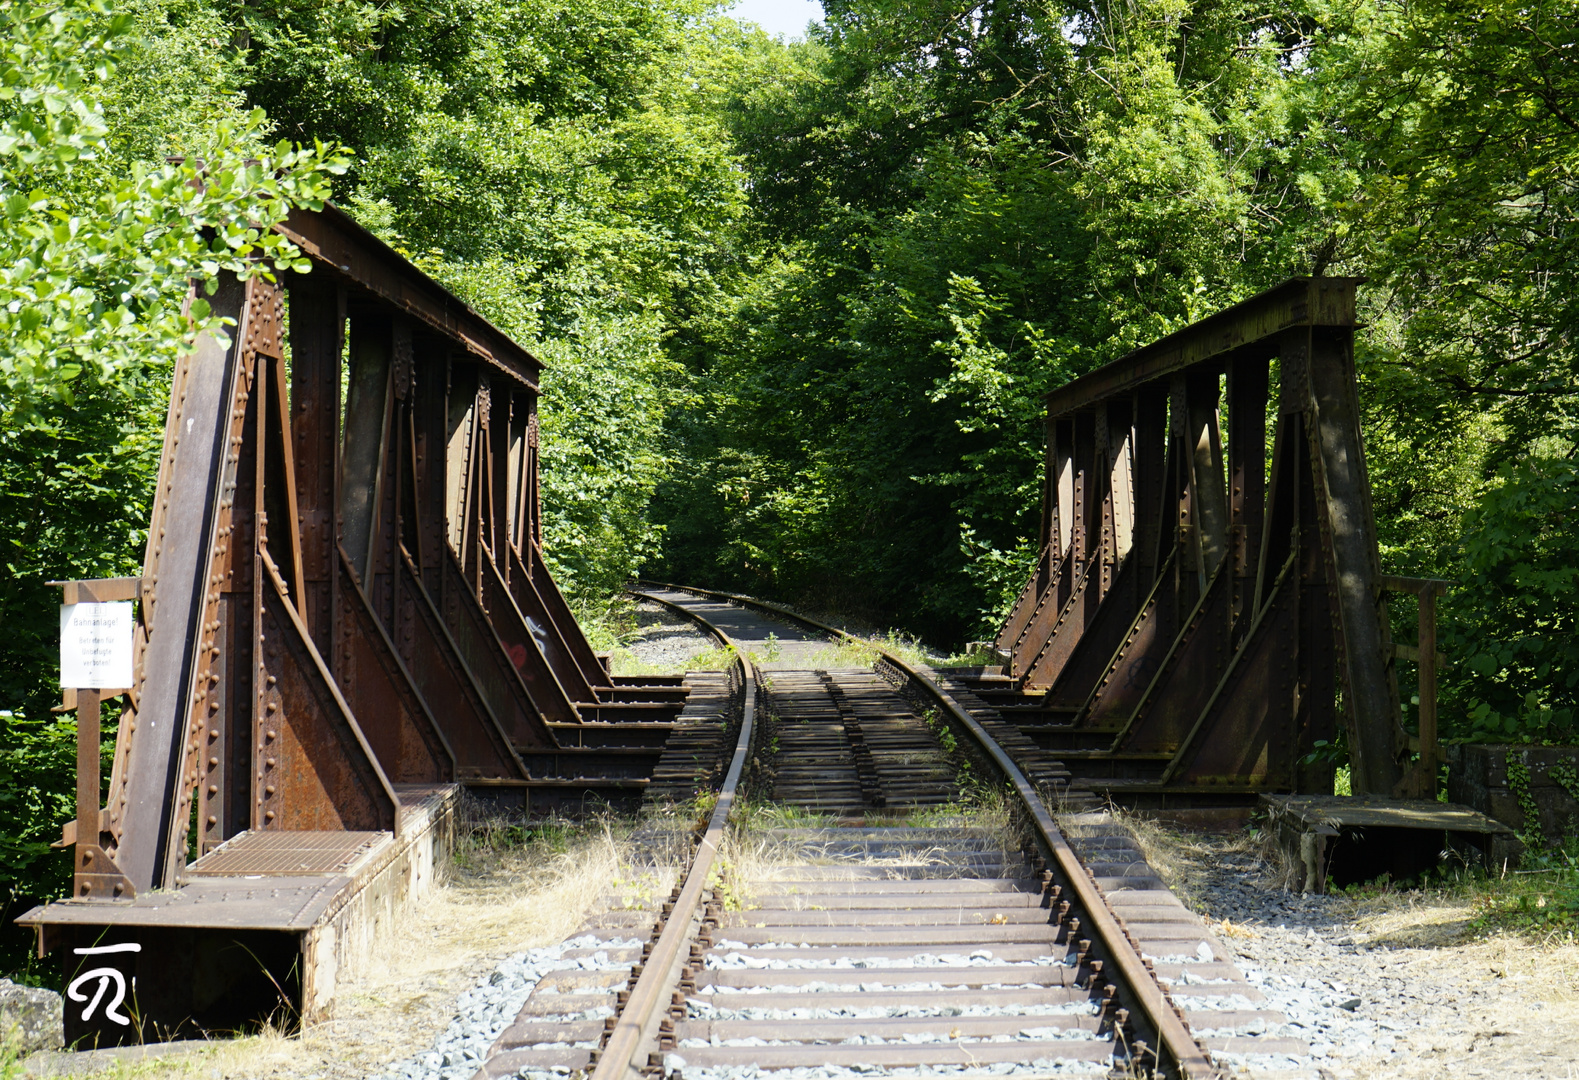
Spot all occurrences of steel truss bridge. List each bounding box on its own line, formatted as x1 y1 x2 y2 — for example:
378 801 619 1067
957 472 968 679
21 209 1460 1053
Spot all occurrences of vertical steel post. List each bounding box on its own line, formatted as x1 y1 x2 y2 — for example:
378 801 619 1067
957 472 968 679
1418 586 1438 796
74 687 101 881
342 314 393 587
415 349 450 590
288 278 344 659
1227 353 1269 634
1132 388 1168 585
1304 326 1402 797
1184 369 1229 589
1053 417 1074 559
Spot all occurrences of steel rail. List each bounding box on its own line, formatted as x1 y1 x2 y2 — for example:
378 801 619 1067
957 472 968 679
636 580 1221 1080
590 594 757 1080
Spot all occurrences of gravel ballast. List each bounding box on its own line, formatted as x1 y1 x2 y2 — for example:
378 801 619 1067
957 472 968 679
1173 832 1579 1078
367 935 644 1080
626 603 717 670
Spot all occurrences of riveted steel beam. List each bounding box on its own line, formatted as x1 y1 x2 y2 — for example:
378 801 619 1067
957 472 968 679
998 277 1403 797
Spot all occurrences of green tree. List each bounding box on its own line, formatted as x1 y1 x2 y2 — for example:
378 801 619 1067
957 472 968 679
231 0 753 594
0 0 345 972
1443 458 1579 744
656 0 1343 641
1309 0 1579 738
0 0 344 421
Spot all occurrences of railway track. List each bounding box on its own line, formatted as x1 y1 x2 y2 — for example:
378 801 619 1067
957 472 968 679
468 587 1316 1080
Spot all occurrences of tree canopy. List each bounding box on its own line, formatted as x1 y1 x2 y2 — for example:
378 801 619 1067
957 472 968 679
3 0 1579 966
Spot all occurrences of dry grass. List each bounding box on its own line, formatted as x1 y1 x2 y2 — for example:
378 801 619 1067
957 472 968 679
717 802 1026 911
608 643 738 678
1055 806 1255 912
34 804 692 1080
1452 932 1579 1003
1076 809 1579 971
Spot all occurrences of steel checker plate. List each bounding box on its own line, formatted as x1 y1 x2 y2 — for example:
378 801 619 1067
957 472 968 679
184 830 390 876
16 875 350 930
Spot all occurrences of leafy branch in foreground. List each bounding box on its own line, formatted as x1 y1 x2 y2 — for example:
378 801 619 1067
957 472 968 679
0 0 348 424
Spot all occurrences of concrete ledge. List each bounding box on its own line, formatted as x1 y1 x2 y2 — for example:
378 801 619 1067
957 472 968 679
1261 792 1520 892
15 784 457 1047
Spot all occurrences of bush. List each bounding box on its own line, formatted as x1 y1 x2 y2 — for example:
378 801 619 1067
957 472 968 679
1444 458 1579 745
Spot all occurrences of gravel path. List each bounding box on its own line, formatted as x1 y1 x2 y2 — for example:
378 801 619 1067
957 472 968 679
625 602 719 669
1162 828 1579 1078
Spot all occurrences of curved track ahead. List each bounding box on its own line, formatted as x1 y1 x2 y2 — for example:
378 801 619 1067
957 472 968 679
470 586 1314 1080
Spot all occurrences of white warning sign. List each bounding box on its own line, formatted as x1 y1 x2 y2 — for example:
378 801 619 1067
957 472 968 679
60 602 134 689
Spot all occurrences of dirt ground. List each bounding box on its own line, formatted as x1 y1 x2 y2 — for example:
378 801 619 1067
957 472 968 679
1126 813 1579 1079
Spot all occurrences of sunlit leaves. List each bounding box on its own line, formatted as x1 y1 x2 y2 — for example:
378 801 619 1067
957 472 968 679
255 0 750 597
0 0 348 423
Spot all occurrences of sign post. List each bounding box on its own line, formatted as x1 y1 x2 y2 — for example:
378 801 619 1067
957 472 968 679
53 577 141 901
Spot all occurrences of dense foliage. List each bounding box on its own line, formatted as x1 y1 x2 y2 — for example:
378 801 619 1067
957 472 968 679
3 0 1579 975
656 0 1579 747
231 0 755 593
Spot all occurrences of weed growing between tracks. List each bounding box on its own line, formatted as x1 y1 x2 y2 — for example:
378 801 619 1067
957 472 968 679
613 642 738 678
789 629 991 672
719 801 1025 913
609 599 741 677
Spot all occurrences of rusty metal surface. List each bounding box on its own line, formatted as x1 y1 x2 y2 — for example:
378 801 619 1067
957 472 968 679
476 552 580 722
334 549 456 783
988 277 1403 798
256 559 401 832
289 275 343 661
17 876 348 931
1044 277 1359 416
516 541 613 693
394 551 527 778
184 830 386 877
588 596 756 1080
51 203 676 897
277 205 540 390
108 276 250 891
436 549 559 749
23 203 712 1053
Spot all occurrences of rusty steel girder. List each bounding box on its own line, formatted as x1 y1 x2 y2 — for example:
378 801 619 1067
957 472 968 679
992 279 1408 798
89 205 676 895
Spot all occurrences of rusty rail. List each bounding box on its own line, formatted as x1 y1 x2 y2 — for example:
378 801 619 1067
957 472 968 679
591 595 757 1080
637 581 1221 1080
